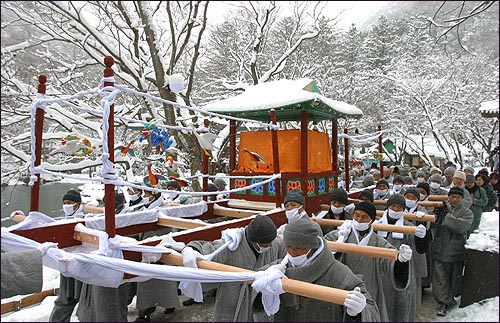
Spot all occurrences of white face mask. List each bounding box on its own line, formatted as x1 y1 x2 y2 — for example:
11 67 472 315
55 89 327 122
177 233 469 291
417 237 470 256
352 219 371 232
286 208 302 222
63 204 76 216
378 189 388 196
393 184 402 191
388 209 404 219
129 193 140 201
419 194 427 201
288 251 312 267
417 178 424 183
405 199 417 209
430 182 441 190
330 205 344 214
254 243 271 254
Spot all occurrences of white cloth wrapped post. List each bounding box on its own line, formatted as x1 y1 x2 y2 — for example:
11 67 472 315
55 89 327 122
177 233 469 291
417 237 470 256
252 266 286 316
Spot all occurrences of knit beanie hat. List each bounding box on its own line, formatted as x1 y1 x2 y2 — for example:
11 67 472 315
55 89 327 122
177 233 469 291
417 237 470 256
403 176 413 184
453 171 466 180
207 183 218 192
63 190 81 203
166 180 181 191
359 189 374 202
362 175 375 187
416 170 425 178
465 174 475 183
417 182 430 196
464 166 475 174
444 167 456 175
376 179 389 189
330 188 348 205
214 178 227 190
283 218 321 249
409 167 417 173
404 187 420 200
393 175 404 184
420 167 430 174
448 187 464 197
284 189 305 205
354 201 377 220
400 169 409 176
246 215 277 243
429 174 443 183
430 166 441 174
115 192 125 209
387 194 405 209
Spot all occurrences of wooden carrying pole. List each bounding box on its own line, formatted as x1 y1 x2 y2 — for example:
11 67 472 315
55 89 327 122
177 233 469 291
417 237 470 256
1 288 59 314
348 198 443 208
326 241 398 261
318 203 436 222
310 217 417 235
72 231 349 305
159 253 350 305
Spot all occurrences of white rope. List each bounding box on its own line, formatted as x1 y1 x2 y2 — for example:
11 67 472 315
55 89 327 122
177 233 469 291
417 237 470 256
338 130 384 143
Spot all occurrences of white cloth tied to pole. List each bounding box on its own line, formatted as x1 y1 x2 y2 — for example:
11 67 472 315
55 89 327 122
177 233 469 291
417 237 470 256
251 267 286 316
158 201 208 218
179 227 245 301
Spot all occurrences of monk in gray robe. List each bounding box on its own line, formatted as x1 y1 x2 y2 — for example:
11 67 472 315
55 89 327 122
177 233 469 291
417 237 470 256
1 249 43 298
375 193 430 321
183 215 286 322
324 201 413 322
273 218 380 322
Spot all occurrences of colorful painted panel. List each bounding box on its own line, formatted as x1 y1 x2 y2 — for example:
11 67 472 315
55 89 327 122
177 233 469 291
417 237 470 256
286 179 301 192
234 178 247 195
250 178 264 195
307 178 316 197
268 180 276 196
328 176 335 193
317 177 327 195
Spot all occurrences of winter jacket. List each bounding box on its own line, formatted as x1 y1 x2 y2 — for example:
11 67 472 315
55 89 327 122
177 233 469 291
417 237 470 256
431 202 473 262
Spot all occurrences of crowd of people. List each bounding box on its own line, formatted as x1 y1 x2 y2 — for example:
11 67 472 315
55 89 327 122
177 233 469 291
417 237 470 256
6 161 499 322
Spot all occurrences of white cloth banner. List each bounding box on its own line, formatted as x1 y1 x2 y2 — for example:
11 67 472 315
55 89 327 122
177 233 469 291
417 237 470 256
158 201 208 218
84 209 159 230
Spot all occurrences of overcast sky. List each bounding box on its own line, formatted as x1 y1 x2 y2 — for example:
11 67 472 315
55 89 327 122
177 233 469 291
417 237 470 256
207 1 389 29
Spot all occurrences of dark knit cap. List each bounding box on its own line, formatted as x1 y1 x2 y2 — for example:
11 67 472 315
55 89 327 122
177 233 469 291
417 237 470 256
393 175 404 184
115 192 125 208
354 201 377 220
63 190 81 203
284 189 305 205
448 187 464 197
166 180 181 191
376 179 389 189
283 218 321 249
359 189 374 202
387 194 405 209
429 174 443 183
404 187 420 200
465 174 475 183
417 182 430 196
330 188 348 205
246 215 277 243
207 183 218 192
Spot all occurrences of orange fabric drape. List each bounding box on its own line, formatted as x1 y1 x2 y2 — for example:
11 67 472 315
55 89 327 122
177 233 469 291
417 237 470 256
237 129 332 173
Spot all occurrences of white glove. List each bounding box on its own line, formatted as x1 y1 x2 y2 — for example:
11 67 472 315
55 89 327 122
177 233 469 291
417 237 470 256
414 224 427 238
267 262 286 274
415 211 425 218
397 244 412 262
181 247 203 268
344 203 355 213
37 242 58 256
344 287 366 316
251 266 286 316
221 227 244 251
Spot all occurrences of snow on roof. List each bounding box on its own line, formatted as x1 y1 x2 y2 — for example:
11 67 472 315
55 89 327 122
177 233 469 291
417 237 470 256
479 100 499 118
202 78 363 117
466 210 499 253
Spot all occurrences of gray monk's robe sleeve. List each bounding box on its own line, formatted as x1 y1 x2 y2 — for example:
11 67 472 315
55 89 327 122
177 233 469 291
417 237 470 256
1 249 43 298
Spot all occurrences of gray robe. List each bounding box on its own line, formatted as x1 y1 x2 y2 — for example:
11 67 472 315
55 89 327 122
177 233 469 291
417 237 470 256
273 240 381 322
188 231 286 322
377 220 423 322
324 229 396 322
1 249 43 298
76 282 130 322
